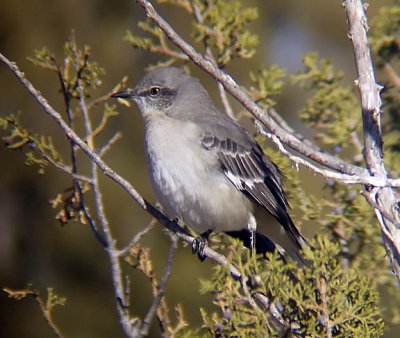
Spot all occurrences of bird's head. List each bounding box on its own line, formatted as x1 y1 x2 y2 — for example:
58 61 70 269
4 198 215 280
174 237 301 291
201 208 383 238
111 67 213 121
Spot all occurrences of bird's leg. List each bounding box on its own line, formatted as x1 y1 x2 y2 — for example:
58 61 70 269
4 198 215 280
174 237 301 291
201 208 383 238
250 229 256 256
248 214 257 256
192 229 212 262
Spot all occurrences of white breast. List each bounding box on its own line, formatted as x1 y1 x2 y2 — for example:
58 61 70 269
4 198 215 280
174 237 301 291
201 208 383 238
144 116 253 233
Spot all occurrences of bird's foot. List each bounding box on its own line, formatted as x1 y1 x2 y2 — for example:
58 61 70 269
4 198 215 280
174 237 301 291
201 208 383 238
192 237 207 261
192 229 212 262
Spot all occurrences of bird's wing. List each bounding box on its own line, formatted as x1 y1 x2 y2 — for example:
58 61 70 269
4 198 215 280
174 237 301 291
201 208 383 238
201 133 304 246
202 134 286 218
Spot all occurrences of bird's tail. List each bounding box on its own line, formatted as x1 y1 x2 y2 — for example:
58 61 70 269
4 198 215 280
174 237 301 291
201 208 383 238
255 208 307 266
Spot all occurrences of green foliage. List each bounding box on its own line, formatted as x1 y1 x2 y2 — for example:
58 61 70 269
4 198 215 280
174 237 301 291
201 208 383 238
1 32 126 226
369 2 400 63
259 145 322 232
291 53 361 152
125 0 258 67
0 113 61 174
28 33 105 98
262 49 400 333
3 285 66 308
256 142 400 332
248 66 286 108
370 2 400 177
192 0 258 66
124 27 155 51
199 236 384 337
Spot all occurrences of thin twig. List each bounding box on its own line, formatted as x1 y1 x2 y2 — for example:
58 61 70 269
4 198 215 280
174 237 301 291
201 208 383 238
383 62 400 89
33 294 64 338
139 233 178 337
99 131 123 157
192 2 235 119
150 46 188 60
57 45 107 248
75 61 136 335
350 131 363 154
361 190 399 227
42 152 94 184
86 77 129 111
117 220 156 257
318 276 333 338
256 123 390 187
90 112 111 140
252 293 300 335
3 287 65 338
262 105 319 153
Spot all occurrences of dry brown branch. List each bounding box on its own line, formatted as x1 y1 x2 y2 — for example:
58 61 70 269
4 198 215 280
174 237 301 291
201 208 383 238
3 287 65 338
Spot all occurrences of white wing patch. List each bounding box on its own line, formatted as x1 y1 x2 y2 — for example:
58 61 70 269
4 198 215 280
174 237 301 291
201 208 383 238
224 169 259 191
224 170 244 190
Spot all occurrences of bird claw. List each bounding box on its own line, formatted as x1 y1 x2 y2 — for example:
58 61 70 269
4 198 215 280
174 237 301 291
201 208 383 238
192 236 208 262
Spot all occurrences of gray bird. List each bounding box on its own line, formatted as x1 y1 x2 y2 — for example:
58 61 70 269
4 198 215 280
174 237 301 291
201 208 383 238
112 67 307 265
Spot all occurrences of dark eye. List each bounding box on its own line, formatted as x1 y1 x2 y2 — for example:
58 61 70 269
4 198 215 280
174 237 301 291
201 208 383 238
148 86 161 97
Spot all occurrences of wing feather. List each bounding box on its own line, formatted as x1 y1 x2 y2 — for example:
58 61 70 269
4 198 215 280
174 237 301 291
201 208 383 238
201 134 299 236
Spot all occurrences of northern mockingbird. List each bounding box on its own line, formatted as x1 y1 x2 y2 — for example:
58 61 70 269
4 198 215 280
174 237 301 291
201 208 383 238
112 67 307 265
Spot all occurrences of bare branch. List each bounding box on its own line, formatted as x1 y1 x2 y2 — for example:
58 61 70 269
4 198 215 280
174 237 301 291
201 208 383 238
34 292 64 338
150 45 188 60
99 131 123 157
75 62 136 335
56 40 107 248
256 122 395 187
117 220 156 257
41 152 94 184
139 233 178 337
192 2 235 119
87 76 129 111
383 62 400 90
344 0 400 283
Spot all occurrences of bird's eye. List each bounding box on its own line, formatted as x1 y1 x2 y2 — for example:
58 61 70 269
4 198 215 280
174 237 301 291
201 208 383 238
148 86 161 97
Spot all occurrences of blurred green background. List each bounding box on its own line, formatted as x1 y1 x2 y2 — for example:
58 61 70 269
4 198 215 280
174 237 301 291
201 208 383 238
0 0 397 337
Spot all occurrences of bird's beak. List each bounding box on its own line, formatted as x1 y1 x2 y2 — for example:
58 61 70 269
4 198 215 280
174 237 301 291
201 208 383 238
111 89 137 99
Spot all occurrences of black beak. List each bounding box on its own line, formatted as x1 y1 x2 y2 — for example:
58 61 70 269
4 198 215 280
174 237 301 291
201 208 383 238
111 89 136 99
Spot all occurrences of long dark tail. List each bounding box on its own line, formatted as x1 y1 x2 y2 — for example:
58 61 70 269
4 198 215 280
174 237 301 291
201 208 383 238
225 229 306 266
225 230 287 262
